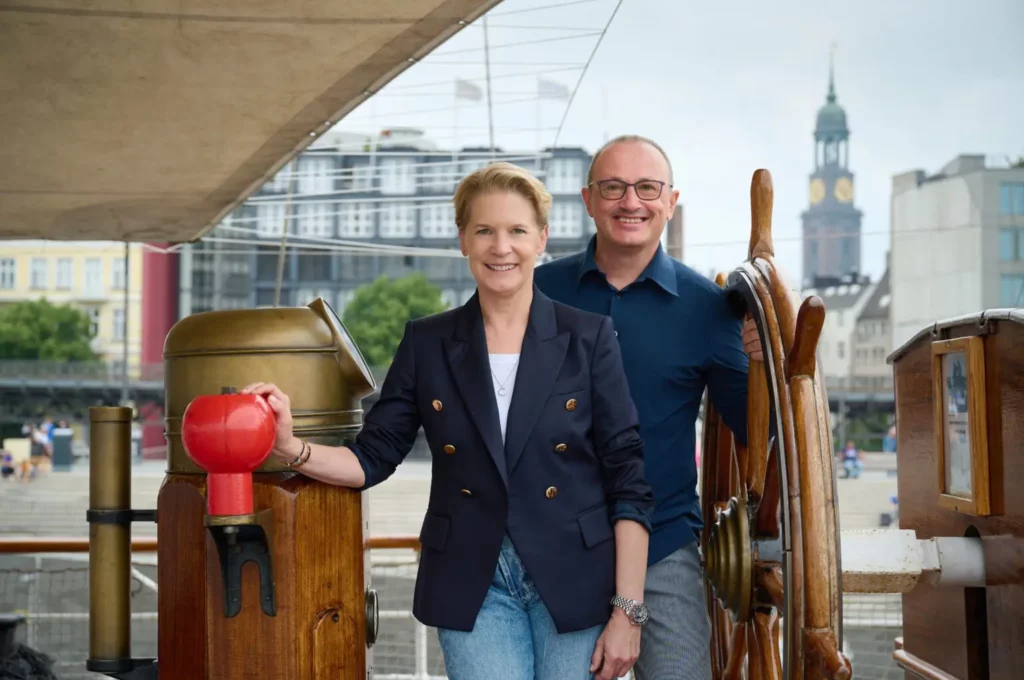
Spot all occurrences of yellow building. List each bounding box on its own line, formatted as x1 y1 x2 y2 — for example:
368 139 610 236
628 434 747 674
0 240 144 371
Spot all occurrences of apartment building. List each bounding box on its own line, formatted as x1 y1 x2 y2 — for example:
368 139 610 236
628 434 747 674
0 241 143 370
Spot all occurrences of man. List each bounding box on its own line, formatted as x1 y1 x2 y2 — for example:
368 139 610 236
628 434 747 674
534 134 759 680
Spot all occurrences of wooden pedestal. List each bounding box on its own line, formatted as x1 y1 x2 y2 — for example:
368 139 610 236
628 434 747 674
156 472 372 679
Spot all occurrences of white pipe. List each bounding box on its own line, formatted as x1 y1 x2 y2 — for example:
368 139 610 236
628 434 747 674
840 529 988 593
924 536 985 588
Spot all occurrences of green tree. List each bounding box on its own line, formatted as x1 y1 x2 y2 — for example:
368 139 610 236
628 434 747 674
342 273 449 368
0 298 98 361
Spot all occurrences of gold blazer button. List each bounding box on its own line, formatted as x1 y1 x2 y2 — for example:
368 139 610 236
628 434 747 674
461 488 472 497
432 399 443 412
555 443 567 452
443 444 456 455
545 486 558 499
565 398 577 411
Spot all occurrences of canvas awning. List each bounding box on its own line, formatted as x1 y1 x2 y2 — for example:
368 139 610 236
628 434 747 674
0 0 501 243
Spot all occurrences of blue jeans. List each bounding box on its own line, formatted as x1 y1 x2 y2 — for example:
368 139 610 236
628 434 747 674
437 535 605 679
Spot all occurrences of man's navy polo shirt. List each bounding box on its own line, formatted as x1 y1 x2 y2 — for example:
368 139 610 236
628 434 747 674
535 237 750 566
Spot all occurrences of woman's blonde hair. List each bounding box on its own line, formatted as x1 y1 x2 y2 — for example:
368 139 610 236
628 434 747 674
453 161 552 231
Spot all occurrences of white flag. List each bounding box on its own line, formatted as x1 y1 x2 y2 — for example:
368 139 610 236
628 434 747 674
455 78 483 101
537 78 570 100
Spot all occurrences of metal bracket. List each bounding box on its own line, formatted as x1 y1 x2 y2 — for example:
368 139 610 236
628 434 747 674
86 509 157 525
209 522 276 618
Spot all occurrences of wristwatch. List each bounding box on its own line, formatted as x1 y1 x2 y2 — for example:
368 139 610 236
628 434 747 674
611 595 650 626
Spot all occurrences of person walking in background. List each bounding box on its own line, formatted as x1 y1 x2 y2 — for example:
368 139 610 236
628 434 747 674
841 440 862 479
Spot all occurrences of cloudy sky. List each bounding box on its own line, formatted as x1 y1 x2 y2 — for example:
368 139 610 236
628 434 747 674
335 0 1022 285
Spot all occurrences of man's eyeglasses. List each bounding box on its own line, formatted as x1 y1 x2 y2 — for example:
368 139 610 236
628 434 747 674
589 179 668 201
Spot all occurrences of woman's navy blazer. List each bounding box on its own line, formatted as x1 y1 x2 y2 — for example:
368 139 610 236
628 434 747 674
350 286 655 634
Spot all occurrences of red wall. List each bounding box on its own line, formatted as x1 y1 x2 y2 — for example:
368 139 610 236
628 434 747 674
140 244 180 457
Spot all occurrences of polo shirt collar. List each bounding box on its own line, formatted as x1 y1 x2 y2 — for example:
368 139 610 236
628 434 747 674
576 235 678 296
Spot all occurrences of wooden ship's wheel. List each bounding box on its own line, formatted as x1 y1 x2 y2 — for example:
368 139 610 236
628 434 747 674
700 169 852 680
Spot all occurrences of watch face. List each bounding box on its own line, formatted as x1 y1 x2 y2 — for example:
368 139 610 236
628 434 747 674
633 604 650 625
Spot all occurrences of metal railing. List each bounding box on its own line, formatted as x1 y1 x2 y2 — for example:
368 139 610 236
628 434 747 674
0 536 447 680
0 536 906 680
0 360 165 384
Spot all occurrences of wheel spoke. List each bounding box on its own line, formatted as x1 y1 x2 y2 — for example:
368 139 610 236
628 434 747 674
755 563 784 610
723 622 748 680
745 358 771 501
806 629 852 680
749 609 781 680
755 443 781 537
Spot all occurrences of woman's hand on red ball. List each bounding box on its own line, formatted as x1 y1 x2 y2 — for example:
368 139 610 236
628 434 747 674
240 382 301 461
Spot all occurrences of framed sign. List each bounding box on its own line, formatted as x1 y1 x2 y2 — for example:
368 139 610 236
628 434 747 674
931 336 990 516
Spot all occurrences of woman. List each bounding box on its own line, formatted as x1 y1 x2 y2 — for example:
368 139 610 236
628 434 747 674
242 162 654 680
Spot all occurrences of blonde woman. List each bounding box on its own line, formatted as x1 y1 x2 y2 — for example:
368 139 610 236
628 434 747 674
243 162 653 680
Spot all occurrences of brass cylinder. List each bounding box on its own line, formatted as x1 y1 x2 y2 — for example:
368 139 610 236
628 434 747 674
88 406 132 669
162 297 376 473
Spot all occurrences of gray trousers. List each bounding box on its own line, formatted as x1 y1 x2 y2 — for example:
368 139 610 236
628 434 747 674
633 542 712 680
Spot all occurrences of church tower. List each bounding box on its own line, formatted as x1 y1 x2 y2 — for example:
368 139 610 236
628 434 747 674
801 51 862 286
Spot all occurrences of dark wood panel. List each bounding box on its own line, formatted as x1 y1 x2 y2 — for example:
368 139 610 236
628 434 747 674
894 320 1024 680
206 481 298 679
296 479 367 677
158 472 371 678
156 476 209 678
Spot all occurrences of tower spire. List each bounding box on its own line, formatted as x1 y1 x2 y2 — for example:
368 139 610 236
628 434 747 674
827 42 837 103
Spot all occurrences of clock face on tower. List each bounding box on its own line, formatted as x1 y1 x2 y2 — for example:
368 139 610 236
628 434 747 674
834 176 854 203
809 178 825 205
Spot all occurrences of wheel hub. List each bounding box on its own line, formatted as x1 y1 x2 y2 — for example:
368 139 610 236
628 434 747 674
705 495 753 622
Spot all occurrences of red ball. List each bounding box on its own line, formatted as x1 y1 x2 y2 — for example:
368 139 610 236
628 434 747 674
181 391 276 474
181 389 277 517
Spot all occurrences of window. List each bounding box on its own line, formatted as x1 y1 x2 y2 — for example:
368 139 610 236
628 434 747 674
379 158 417 195
549 201 583 238
257 203 287 238
337 254 376 281
113 308 126 340
298 202 332 238
379 203 416 238
380 255 415 279
84 258 102 295
111 256 126 289
0 259 13 289
1000 275 1024 307
295 288 335 307
350 163 372 191
30 258 47 289
546 158 582 194
86 308 100 337
297 254 331 282
338 202 374 238
298 156 333 195
1000 182 1024 216
420 203 456 238
999 227 1024 261
337 289 356 313
460 158 488 176
420 160 456 193
265 168 293 192
56 258 72 289
837 341 845 359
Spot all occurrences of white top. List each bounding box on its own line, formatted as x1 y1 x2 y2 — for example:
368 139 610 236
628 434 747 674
488 353 520 443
